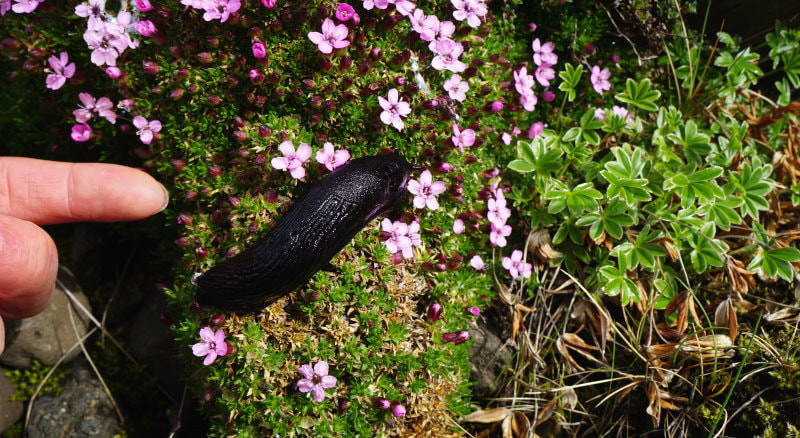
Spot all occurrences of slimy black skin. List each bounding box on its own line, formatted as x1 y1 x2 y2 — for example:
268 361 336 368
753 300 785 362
195 154 415 312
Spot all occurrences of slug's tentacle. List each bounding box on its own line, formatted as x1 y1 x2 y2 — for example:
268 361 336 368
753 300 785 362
195 154 414 312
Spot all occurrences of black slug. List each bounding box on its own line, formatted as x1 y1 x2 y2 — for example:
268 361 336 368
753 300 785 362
195 154 415 312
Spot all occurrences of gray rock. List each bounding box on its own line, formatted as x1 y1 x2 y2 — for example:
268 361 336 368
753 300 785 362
469 317 514 398
0 369 23 433
0 267 91 368
27 362 118 438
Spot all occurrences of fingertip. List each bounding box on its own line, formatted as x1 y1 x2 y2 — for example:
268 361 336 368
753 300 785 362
0 215 57 319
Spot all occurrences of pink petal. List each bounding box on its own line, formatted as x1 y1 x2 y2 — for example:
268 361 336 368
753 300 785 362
387 88 398 104
199 327 215 342
139 130 153 144
295 143 312 161
379 110 393 126
429 181 447 195
63 63 76 78
313 361 329 376
426 196 440 210
298 364 315 380
133 116 147 129
406 179 421 195
381 218 393 233
202 352 217 365
333 150 350 165
308 31 323 45
278 141 295 157
78 92 95 108
289 165 306 179
149 120 162 132
318 42 333 54
413 195 426 209
271 157 289 170
192 343 210 357
297 379 313 392
311 386 325 402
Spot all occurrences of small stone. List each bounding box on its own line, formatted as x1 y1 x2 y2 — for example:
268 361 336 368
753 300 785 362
0 370 23 433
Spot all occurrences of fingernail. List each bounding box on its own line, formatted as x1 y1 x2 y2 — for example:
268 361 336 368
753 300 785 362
159 183 170 212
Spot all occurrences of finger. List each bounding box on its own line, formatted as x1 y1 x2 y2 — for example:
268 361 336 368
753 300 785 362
0 214 57 319
0 157 168 225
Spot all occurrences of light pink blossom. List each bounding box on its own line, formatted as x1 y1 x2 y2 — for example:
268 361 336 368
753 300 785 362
297 361 337 403
83 26 128 66
513 66 535 96
75 0 106 28
590 65 611 94
272 141 312 179
443 74 469 102
531 38 557 66
73 93 116 124
1 0 11 15
191 327 228 366
502 250 532 279
451 124 475 153
392 0 415 16
308 18 350 55
71 123 93 142
490 222 511 247
201 0 241 22
430 39 466 73
12 0 42 13
133 116 162 144
469 255 485 270
362 0 389 9
379 88 411 131
451 0 486 28
520 92 537 112
45 52 76 91
502 133 512 145
534 63 555 87
453 218 465 234
315 142 350 171
407 170 446 210
487 196 511 226
527 121 544 139
381 219 421 259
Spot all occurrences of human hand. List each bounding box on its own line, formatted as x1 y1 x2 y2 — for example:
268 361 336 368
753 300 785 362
0 157 169 356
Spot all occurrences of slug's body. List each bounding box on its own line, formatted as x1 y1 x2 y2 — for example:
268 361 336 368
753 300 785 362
195 154 414 312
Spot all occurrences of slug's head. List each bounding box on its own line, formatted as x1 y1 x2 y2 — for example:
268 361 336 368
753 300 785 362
377 154 415 205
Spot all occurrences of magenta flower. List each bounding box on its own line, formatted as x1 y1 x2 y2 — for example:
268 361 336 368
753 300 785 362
201 0 241 22
451 0 486 28
487 196 511 226
11 0 42 13
135 0 153 12
427 303 442 322
451 124 475 153
391 402 407 417
520 93 537 112
272 141 312 179
0 0 9 15
590 65 611 94
453 218 465 235
261 0 275 7
542 90 556 102
470 255 485 270
136 20 157 37
45 52 76 91
105 66 123 79
133 116 162 144
467 306 480 316
71 123 93 142
409 9 434 41
315 142 350 171
393 0 415 16
308 18 350 55
532 38 558 66
379 88 412 131
297 361 337 402
443 74 469 102
527 121 544 139
407 170 446 210
502 250 532 279
381 218 421 259
251 42 267 58
335 3 355 21
73 93 116 124
431 39 466 73
373 397 391 409
191 327 228 366
75 0 106 28
534 63 555 87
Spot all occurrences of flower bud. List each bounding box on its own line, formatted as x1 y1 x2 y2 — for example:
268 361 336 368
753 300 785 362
171 159 186 171
248 69 264 84
391 402 406 417
142 61 159 74
207 94 221 106
170 88 184 100
453 331 470 345
210 314 225 325
442 332 457 343
372 397 391 409
427 303 442 323
176 213 192 225
208 166 222 177
195 52 213 64
467 306 480 316
105 66 123 79
252 42 267 58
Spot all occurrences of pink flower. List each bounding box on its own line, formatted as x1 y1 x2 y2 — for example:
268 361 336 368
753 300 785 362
611 54 620 63
534 63 555 87
261 0 275 7
335 3 355 21
513 66 535 96
297 361 337 403
45 52 76 91
71 123 93 142
407 170 446 210
315 142 350 171
381 219 421 259
443 74 468 102
105 66 123 79
11 0 42 13
531 38 557 66
451 0 486 28
191 327 228 366
487 196 511 226
135 0 153 11
451 124 475 153
392 0 415 16
272 141 312 179
467 306 480 316
590 65 611 94
135 20 157 37
251 42 267 58
427 303 442 322
308 18 350 55
469 255 485 270
0 0 10 15
379 88 411 131
490 222 511 247
527 121 544 139
410 9 435 41
75 0 106 28
502 133 512 145
133 116 162 144
502 250 532 279
391 402 407 417
520 93 537 112
430 39 466 73
83 26 128 66
73 93 116 124
361 0 388 9
453 218 465 234
202 0 241 22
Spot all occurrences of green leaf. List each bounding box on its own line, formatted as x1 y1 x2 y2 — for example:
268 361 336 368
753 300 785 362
748 247 800 282
667 120 712 164
599 265 640 305
558 63 584 102
726 159 774 219
509 133 564 175
686 222 729 273
600 145 652 207
611 225 666 271
615 78 661 112
781 49 800 88
508 159 535 173
575 201 635 241
545 180 602 215
698 195 743 231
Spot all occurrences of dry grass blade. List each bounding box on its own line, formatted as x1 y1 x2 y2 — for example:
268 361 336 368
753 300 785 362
464 407 513 423
726 257 755 294
714 298 739 341
679 335 735 361
555 335 584 372
645 381 661 427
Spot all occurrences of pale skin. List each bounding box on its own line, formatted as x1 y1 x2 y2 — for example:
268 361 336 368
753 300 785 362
0 157 169 356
